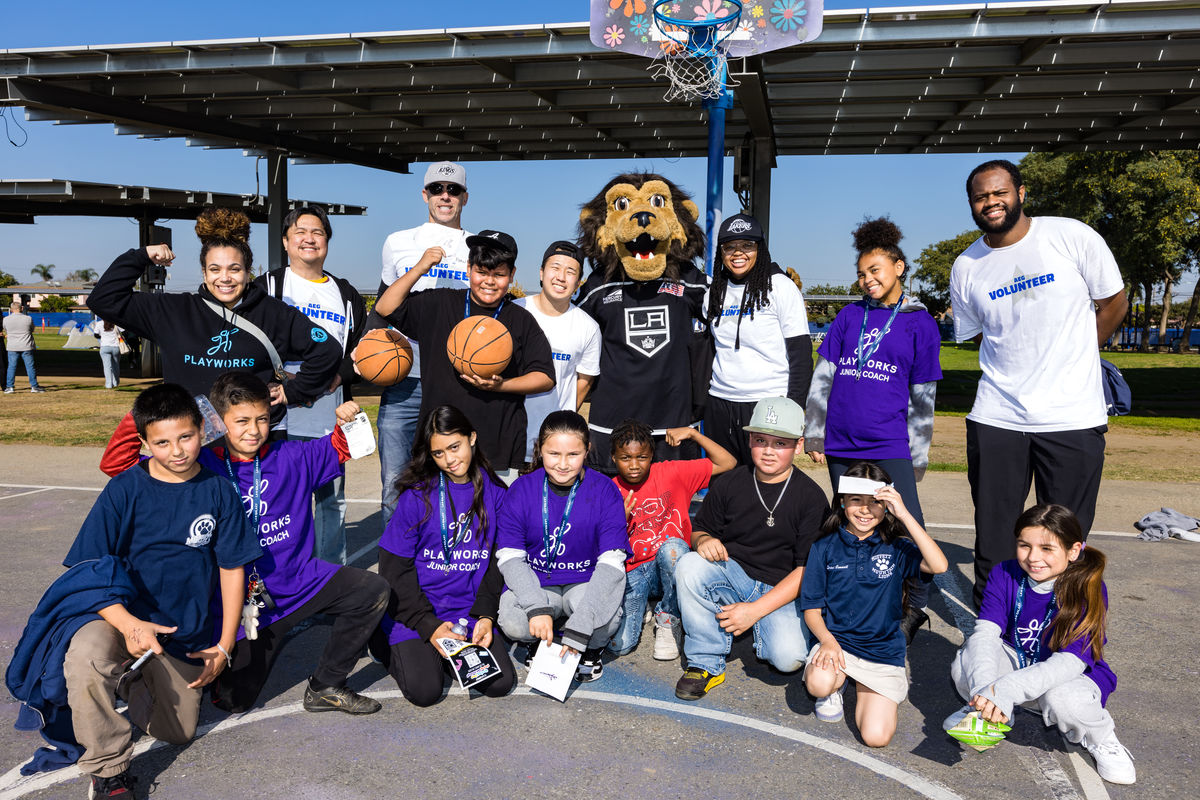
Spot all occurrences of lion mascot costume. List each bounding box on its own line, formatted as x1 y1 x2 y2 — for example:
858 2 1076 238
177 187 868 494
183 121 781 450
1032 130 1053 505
575 172 711 472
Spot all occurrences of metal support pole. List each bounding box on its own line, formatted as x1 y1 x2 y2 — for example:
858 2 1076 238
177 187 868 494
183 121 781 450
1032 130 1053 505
702 72 734 276
751 135 774 239
267 152 288 271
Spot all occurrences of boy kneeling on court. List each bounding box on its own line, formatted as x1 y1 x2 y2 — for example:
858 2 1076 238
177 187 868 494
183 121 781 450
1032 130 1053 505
10 385 260 799
674 397 829 701
101 372 388 716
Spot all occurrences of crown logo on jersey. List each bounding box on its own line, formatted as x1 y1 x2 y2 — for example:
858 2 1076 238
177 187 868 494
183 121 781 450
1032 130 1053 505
642 336 656 350
765 407 778 424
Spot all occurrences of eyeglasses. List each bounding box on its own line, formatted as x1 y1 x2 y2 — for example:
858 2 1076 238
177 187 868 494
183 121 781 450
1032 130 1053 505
425 183 465 197
720 241 758 254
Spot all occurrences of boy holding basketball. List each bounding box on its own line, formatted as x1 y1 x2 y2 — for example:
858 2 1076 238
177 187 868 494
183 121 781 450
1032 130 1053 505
372 230 555 479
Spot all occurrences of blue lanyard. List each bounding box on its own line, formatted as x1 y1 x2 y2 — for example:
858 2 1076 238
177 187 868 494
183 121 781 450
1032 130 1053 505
465 292 504 320
1011 575 1057 669
542 473 580 558
855 294 903 381
437 473 473 562
223 451 261 536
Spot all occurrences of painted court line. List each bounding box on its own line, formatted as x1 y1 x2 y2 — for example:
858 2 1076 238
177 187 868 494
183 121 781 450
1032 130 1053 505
0 489 51 501
0 688 963 800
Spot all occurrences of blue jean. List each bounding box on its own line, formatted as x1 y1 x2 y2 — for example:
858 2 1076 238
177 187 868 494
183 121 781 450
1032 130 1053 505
6 350 39 390
99 346 120 388
827 456 930 609
377 376 422 529
607 537 689 656
290 433 348 566
676 552 810 677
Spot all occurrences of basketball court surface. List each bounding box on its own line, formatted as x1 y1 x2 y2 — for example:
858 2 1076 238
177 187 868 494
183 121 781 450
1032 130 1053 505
1 444 1196 799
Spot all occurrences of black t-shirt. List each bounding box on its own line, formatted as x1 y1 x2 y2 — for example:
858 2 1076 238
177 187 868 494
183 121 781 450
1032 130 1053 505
693 465 830 586
385 289 554 469
576 268 708 431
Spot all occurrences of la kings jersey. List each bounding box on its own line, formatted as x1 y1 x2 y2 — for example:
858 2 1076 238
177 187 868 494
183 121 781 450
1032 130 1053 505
577 265 708 436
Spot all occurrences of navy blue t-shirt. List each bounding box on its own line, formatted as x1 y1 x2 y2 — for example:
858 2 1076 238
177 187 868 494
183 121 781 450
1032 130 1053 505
64 462 261 661
798 527 922 667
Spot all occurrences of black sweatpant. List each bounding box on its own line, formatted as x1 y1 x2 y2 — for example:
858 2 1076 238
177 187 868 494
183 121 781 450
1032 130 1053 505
383 630 517 707
703 394 757 467
212 566 389 713
966 420 1106 608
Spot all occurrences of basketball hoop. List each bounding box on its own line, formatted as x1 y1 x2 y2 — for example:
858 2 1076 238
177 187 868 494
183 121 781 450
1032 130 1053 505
648 0 743 102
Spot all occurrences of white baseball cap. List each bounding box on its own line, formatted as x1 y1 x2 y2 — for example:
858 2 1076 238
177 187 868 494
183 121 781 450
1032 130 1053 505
423 161 467 188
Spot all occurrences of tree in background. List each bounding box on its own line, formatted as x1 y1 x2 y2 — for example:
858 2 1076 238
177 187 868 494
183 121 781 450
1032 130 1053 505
31 264 55 282
0 269 16 307
912 230 978 318
1021 151 1200 352
65 269 98 283
38 295 76 312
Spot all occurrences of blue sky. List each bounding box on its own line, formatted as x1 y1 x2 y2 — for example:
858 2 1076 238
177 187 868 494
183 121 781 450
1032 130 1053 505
3 0 1023 295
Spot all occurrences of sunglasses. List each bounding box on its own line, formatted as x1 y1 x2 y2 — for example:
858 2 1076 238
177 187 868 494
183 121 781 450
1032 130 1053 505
425 183 465 197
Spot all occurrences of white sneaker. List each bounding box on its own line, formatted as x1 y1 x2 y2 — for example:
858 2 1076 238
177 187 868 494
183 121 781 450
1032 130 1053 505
1086 734 1136 784
653 623 680 661
815 684 845 723
3 388 12 394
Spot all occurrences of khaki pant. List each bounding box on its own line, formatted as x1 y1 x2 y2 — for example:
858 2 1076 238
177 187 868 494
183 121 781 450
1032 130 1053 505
63 620 204 778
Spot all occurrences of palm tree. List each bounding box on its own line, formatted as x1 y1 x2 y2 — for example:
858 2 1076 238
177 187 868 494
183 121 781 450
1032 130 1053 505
31 264 54 282
78 268 98 282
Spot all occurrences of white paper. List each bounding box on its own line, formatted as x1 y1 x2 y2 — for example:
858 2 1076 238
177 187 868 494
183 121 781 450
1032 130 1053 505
340 412 377 459
837 476 888 496
524 641 580 702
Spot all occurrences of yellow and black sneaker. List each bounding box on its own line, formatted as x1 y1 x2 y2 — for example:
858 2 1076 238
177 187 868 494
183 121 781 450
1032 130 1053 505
674 667 725 701
302 680 382 715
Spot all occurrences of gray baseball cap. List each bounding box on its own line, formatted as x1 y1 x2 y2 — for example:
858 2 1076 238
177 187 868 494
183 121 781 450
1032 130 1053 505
423 161 466 188
743 396 805 440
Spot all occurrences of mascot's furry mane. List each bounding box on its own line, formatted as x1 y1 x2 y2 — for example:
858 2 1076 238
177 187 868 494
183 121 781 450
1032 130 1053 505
577 172 705 283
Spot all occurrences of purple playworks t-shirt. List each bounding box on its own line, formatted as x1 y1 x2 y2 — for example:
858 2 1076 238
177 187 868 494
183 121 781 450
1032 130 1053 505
979 560 1117 705
496 468 629 587
201 440 342 638
819 301 942 460
379 477 506 645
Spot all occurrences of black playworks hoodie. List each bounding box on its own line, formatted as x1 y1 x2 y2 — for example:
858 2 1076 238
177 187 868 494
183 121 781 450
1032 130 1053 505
89 248 342 424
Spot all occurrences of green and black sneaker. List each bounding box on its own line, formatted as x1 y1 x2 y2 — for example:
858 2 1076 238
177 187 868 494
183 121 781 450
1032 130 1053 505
674 667 725 701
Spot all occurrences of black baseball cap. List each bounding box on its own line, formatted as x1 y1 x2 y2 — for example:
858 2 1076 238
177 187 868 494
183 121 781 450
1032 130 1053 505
541 240 584 267
717 213 764 244
465 230 518 261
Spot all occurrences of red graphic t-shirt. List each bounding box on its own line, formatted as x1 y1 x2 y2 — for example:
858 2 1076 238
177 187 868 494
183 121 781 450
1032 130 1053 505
613 459 714 572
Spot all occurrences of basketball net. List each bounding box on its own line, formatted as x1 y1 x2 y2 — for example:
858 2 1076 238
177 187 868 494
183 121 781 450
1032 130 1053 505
648 5 742 102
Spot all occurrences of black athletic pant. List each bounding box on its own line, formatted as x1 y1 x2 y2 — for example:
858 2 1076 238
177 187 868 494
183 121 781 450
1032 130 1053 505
966 420 1106 608
703 394 757 467
212 566 389 713
382 630 517 707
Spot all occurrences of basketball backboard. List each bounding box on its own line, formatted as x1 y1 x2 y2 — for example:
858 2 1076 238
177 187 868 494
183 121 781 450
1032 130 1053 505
589 0 821 58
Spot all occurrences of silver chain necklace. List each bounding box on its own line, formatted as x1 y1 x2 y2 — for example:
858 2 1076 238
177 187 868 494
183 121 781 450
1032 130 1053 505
753 469 793 528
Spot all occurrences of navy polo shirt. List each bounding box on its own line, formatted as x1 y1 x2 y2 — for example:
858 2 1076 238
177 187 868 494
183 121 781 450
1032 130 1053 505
798 527 922 667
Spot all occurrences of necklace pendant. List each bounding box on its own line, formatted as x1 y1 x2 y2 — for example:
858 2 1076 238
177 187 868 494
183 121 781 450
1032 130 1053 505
766 514 775 527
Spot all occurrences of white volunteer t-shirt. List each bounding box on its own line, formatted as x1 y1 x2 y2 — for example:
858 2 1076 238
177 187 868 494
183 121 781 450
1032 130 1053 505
950 216 1123 432
515 296 602 461
707 271 810 401
280 270 348 437
381 222 472 379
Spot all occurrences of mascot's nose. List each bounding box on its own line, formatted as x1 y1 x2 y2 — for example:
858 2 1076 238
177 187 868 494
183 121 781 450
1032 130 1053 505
632 211 656 228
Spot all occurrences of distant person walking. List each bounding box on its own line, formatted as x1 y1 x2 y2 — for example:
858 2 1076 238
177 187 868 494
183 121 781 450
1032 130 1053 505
91 318 123 389
950 159 1128 608
4 301 45 393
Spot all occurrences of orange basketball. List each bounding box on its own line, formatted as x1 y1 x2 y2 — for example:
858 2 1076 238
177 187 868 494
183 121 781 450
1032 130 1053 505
447 315 513 379
353 329 413 386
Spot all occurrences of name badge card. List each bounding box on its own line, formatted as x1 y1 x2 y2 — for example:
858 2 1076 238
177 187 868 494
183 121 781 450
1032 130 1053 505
525 641 580 702
435 638 503 690
340 412 377 459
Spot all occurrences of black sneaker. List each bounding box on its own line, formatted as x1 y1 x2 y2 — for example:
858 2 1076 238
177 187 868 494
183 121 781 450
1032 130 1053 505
302 682 381 715
674 667 725 701
900 607 931 645
89 770 137 799
574 649 604 683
